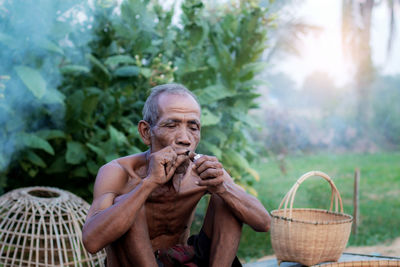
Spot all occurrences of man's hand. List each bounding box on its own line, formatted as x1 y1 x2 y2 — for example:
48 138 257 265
147 146 188 186
192 155 229 194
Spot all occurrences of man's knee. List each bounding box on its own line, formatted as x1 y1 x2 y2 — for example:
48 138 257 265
202 195 242 238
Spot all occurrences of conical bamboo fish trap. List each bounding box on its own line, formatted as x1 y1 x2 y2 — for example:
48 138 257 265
0 186 106 266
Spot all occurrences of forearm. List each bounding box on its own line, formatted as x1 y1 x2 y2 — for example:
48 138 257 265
82 178 156 253
217 180 270 232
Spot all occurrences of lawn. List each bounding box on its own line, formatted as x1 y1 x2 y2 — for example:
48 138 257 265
192 152 400 262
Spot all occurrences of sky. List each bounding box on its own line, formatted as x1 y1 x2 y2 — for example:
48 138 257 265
274 0 400 87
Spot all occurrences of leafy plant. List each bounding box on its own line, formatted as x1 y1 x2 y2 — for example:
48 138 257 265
1 0 273 200
0 0 88 194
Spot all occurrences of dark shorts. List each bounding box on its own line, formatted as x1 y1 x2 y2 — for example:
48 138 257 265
105 230 242 266
185 230 242 267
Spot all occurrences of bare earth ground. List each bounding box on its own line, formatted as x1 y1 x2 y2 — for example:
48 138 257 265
344 237 400 257
255 237 400 262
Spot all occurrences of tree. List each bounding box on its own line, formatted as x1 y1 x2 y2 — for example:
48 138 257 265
341 0 399 128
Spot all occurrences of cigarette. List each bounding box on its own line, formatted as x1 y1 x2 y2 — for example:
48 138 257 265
186 150 200 161
188 151 203 162
194 154 202 161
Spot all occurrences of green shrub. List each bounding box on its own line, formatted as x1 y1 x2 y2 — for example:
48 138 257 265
0 0 86 195
1 0 273 200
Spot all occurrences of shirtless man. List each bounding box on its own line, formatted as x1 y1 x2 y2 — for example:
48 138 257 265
82 83 270 266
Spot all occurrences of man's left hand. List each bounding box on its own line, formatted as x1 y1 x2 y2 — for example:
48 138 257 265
192 155 229 194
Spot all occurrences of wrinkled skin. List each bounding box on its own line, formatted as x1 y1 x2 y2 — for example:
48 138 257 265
82 93 271 266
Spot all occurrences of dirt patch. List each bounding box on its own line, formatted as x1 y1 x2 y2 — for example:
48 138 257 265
255 237 400 262
345 237 400 257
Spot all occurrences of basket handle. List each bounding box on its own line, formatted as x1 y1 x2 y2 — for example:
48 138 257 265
278 171 344 219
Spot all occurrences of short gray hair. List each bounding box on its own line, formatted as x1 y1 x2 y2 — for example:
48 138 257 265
142 83 200 127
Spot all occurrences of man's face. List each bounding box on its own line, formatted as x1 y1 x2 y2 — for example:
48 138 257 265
149 93 201 154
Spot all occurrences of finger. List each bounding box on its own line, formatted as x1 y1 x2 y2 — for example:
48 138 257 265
165 159 175 176
188 151 196 161
196 177 224 187
162 150 177 177
196 161 223 174
175 154 188 166
194 155 218 167
161 149 177 163
158 145 175 156
199 168 224 180
166 154 187 180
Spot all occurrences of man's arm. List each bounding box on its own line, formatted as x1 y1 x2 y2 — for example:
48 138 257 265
193 156 271 232
82 147 188 253
82 162 157 253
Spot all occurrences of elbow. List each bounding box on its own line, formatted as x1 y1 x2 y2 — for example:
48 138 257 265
82 227 103 254
254 212 271 232
263 216 271 232
263 212 271 232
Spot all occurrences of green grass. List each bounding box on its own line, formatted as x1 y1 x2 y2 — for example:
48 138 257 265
236 151 400 262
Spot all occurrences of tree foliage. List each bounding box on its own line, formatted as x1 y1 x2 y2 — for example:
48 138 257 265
371 75 400 147
0 0 87 194
1 0 272 199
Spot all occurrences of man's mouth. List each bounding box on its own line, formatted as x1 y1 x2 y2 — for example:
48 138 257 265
174 148 191 155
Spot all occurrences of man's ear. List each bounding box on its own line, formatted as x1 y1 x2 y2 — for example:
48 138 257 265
138 120 151 146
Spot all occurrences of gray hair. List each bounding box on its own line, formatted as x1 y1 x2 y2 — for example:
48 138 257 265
142 83 201 127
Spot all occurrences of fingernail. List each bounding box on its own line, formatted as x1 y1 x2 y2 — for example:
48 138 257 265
195 181 199 185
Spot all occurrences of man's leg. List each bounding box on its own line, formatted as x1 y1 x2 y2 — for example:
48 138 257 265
201 194 242 267
109 206 159 267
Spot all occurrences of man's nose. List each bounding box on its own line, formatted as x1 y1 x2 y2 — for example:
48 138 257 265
176 128 191 147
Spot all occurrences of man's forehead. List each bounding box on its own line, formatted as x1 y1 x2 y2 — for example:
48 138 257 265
157 92 201 115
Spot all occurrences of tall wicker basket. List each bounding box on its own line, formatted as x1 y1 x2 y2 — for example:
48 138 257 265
0 186 106 266
270 171 353 266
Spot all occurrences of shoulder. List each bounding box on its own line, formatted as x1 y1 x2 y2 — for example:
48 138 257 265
93 161 128 198
93 152 147 198
116 152 147 170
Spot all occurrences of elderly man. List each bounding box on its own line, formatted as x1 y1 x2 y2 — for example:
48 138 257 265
82 84 270 267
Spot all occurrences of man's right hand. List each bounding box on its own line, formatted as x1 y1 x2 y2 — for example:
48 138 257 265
146 146 188 186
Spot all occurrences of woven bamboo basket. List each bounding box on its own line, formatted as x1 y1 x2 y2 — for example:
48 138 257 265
0 186 106 266
271 171 353 266
319 260 400 266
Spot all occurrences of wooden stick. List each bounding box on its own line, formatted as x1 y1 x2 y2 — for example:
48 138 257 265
352 168 360 235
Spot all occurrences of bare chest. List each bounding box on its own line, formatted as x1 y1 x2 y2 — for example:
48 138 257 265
145 184 206 240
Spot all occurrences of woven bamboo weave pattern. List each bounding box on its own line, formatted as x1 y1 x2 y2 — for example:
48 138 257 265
271 171 353 266
0 186 106 266
318 260 400 266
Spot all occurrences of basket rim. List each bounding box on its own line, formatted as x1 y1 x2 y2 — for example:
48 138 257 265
271 208 353 225
317 259 400 266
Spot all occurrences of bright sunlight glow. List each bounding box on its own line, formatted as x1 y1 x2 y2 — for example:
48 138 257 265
275 0 400 88
275 0 352 87
298 30 352 85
